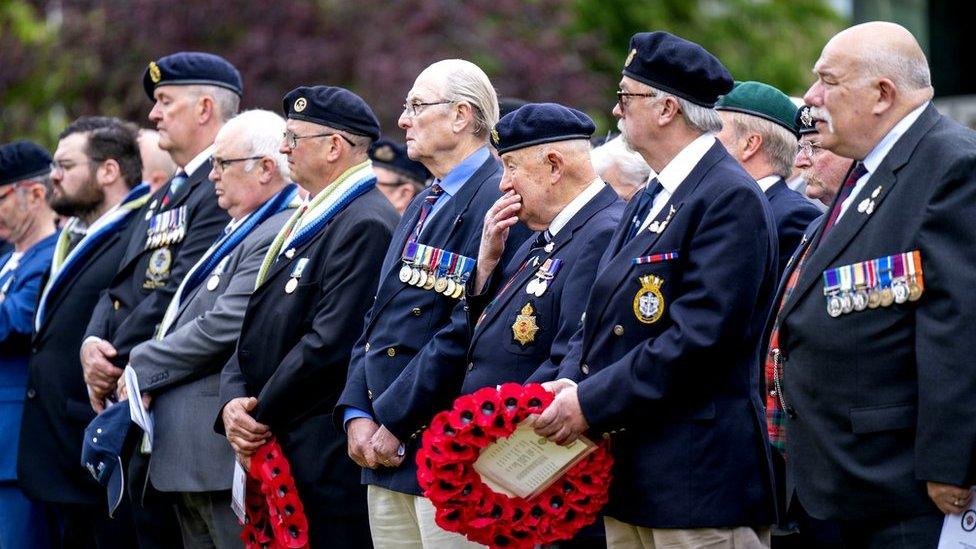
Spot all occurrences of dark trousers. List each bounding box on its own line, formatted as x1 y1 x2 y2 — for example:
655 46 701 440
125 435 183 549
45 500 137 549
836 513 942 549
176 490 241 549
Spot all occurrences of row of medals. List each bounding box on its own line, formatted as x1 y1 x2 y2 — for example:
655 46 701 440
399 264 466 298
144 206 186 250
825 274 922 318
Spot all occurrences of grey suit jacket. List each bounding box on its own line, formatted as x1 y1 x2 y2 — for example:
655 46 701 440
128 208 293 492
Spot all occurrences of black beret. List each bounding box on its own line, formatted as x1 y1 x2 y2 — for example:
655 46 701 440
282 86 381 142
622 31 733 108
369 138 429 184
143 52 242 100
490 102 596 155
795 105 817 135
0 140 52 187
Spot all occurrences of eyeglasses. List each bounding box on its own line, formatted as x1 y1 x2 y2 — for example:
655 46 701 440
401 100 455 118
210 155 263 174
282 130 355 149
796 141 823 158
616 90 658 110
50 159 97 175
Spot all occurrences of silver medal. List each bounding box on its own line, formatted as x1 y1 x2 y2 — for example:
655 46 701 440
206 275 220 291
285 277 298 294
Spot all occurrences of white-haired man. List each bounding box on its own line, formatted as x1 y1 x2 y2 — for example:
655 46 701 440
764 22 976 546
715 81 822 278
591 134 653 201
119 110 299 548
336 59 530 547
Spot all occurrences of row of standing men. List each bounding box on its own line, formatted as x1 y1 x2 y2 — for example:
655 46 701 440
0 20 974 549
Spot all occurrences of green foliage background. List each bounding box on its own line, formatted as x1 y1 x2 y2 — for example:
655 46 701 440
0 0 845 149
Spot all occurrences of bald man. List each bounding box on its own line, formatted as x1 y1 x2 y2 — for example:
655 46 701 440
138 129 177 193
762 22 976 547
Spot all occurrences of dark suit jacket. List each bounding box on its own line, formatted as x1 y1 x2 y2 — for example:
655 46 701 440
464 184 623 392
18 214 139 504
776 104 976 521
336 154 530 495
219 186 397 546
555 141 778 528
86 160 229 363
765 178 821 279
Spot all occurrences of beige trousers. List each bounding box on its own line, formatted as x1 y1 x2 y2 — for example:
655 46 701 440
366 485 485 549
605 516 771 549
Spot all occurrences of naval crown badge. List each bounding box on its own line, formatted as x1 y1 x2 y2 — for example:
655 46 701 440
633 274 665 324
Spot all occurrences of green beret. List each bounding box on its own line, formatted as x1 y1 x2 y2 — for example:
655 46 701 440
715 81 798 136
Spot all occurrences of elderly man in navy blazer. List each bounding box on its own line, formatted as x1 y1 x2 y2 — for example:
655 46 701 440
534 32 778 548
715 81 822 278
764 22 976 547
336 59 530 547
463 103 623 396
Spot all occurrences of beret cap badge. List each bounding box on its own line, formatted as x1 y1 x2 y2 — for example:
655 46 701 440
293 97 308 113
625 48 637 67
148 62 161 84
373 144 395 162
800 106 813 128
490 128 500 145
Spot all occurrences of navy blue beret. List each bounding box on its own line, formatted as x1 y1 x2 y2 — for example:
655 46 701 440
0 140 52 186
369 138 429 184
81 402 131 516
490 102 596 155
795 105 816 135
622 31 733 108
143 52 242 100
282 86 381 142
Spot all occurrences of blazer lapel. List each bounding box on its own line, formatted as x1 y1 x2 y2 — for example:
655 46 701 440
471 185 620 348
35 231 123 342
371 157 501 322
780 105 939 319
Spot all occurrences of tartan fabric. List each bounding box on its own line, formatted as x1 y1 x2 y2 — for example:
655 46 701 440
765 244 811 454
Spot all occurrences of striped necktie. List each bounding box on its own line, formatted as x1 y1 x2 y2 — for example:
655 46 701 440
408 183 444 245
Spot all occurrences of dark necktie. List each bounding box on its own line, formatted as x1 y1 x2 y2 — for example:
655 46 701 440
624 178 663 244
162 170 188 207
408 183 444 245
821 162 867 238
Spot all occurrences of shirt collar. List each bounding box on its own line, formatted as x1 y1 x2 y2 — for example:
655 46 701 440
434 146 490 198
862 102 928 174
549 179 605 237
756 175 780 192
656 134 715 195
181 144 215 178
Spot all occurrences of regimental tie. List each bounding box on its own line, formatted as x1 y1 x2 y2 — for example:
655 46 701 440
624 178 662 244
764 243 812 454
162 170 187 207
821 162 868 238
407 183 444 246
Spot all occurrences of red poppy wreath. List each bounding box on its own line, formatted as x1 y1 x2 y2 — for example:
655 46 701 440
240 438 310 549
416 383 613 548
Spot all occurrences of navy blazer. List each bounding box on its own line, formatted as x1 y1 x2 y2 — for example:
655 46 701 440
19 213 139 504
765 178 821 279
86 160 230 363
776 104 976 522
555 141 778 529
464 184 623 393
218 186 397 547
0 234 56 481
336 154 530 495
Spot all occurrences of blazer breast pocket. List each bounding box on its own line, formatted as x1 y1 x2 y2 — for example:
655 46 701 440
502 297 555 357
